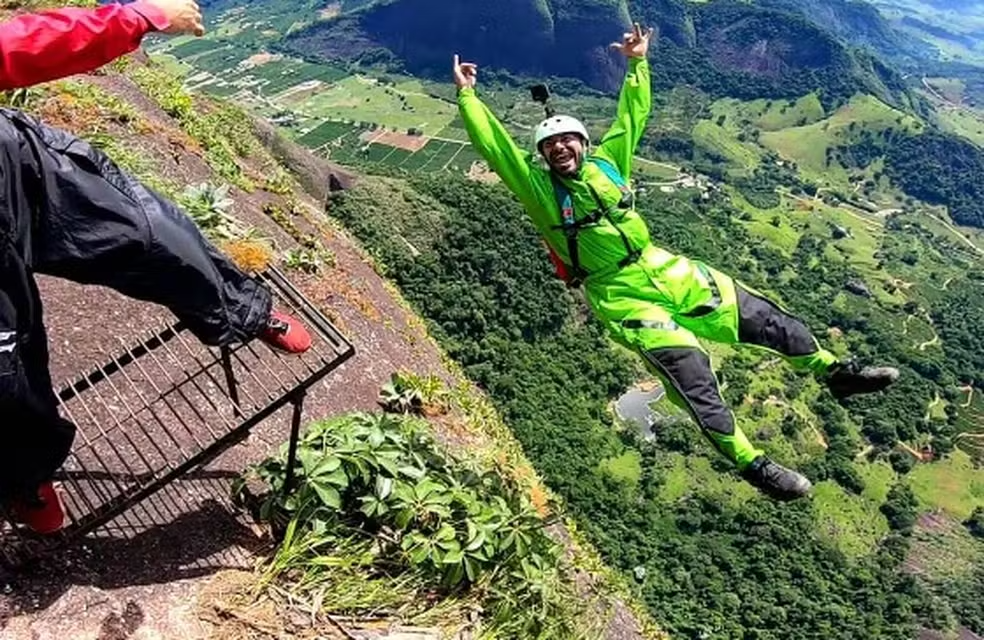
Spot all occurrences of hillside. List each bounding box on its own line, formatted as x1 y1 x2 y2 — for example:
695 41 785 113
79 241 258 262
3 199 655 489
759 0 940 65
152 6 984 634
145 3 984 637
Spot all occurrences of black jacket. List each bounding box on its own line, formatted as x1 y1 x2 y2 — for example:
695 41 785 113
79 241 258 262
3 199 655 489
0 108 272 502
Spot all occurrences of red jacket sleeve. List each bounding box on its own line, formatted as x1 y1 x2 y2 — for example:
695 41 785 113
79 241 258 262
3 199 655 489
0 1 172 90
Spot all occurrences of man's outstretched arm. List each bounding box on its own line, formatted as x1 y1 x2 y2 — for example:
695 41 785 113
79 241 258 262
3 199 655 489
595 23 654 180
454 55 539 209
0 0 204 90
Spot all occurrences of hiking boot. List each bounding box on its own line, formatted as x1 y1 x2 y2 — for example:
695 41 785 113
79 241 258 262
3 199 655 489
259 310 312 354
10 482 65 534
741 456 812 502
825 358 900 400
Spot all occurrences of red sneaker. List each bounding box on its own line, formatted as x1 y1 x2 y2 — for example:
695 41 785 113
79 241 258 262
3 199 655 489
11 482 65 535
259 310 312 354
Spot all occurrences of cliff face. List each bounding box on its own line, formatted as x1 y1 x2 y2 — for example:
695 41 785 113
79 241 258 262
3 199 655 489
283 0 635 91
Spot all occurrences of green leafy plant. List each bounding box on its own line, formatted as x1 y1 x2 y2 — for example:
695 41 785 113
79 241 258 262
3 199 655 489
128 64 253 189
264 167 294 196
283 245 335 274
378 372 425 415
234 411 579 637
178 182 243 240
379 371 450 416
0 87 37 109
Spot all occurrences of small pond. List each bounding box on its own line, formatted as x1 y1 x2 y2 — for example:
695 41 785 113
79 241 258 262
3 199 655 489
615 384 665 440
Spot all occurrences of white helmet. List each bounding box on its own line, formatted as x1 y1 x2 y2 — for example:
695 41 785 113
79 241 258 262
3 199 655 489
533 115 589 151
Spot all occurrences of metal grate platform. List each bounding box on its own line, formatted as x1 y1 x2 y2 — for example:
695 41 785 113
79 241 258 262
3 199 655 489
0 267 354 567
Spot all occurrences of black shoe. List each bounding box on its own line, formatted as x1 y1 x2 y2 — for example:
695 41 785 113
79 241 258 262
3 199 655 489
825 358 900 399
742 456 812 501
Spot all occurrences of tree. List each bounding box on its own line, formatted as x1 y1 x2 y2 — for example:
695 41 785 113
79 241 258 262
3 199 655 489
830 458 866 495
881 483 919 533
965 506 984 539
889 450 916 475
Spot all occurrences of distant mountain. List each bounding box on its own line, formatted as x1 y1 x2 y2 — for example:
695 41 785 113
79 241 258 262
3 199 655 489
758 0 939 65
868 0 984 66
281 0 914 107
282 0 634 92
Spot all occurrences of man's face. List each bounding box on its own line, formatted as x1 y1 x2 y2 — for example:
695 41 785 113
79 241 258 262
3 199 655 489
540 132 585 176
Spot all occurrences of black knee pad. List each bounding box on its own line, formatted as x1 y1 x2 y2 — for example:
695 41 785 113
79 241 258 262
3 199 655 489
642 347 735 436
736 285 817 356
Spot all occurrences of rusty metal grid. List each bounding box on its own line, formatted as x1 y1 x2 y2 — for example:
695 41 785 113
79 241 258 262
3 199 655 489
0 267 354 566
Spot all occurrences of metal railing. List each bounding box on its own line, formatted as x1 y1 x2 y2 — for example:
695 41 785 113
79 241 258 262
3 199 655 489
1 267 354 567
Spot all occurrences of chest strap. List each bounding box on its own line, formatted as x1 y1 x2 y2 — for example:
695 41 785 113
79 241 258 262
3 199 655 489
549 157 640 286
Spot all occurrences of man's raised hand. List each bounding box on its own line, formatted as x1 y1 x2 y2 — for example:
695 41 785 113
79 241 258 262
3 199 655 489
610 22 654 59
453 54 478 90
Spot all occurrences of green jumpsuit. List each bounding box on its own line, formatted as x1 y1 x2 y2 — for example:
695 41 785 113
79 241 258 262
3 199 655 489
457 57 839 469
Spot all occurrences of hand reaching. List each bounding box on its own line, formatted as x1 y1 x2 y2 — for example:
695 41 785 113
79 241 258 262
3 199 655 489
144 0 205 36
453 54 478 90
610 22 654 59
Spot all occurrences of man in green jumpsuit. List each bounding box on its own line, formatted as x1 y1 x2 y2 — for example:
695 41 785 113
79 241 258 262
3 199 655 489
452 23 899 501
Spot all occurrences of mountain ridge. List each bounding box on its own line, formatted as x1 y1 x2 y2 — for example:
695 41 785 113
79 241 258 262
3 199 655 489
279 0 915 107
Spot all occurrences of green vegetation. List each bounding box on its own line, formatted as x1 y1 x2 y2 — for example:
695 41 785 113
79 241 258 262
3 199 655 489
760 94 922 191
909 450 984 521
709 93 826 133
691 119 762 176
324 162 984 637
933 104 984 148
870 0 984 65
885 132 984 229
237 410 580 638
129 61 259 189
286 75 456 136
177 182 244 240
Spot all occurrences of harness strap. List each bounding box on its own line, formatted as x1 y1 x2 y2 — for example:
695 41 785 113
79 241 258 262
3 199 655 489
549 157 640 286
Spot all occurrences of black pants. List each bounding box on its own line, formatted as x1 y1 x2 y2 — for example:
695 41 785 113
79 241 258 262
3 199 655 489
0 109 272 503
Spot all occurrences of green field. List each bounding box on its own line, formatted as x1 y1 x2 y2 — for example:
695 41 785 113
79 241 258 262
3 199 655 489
925 77 967 104
692 119 762 175
709 93 826 132
872 0 984 64
447 145 482 172
250 60 347 96
908 515 984 582
955 387 984 461
649 85 712 137
167 37 221 59
436 117 472 142
296 120 363 148
182 46 253 74
927 94 984 148
656 453 759 507
760 95 923 188
633 158 682 182
910 450 984 521
811 478 891 558
289 76 457 136
297 123 480 175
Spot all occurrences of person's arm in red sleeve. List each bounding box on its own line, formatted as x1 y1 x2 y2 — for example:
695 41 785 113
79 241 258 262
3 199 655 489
0 1 192 90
